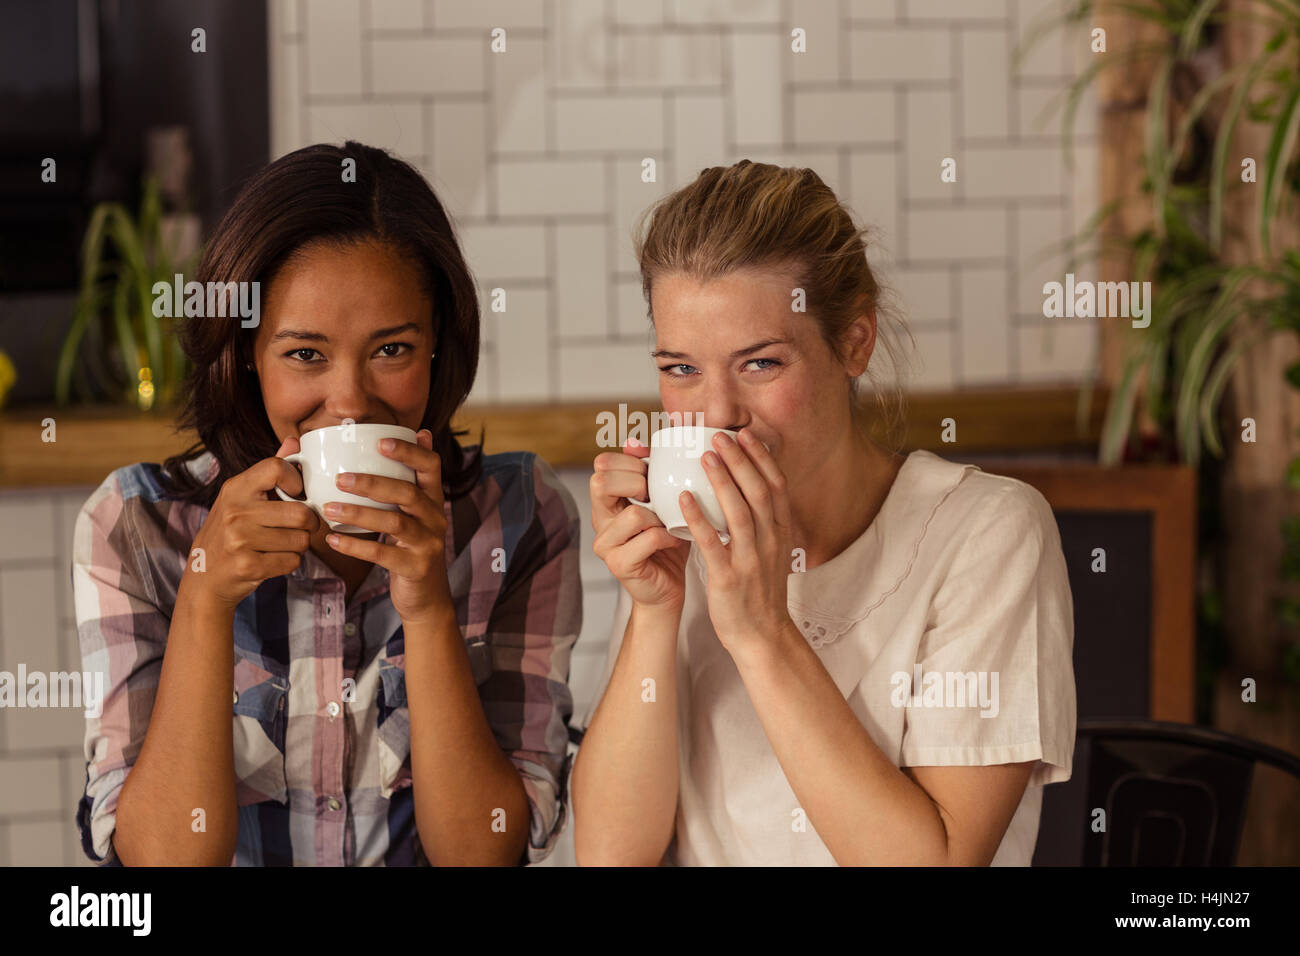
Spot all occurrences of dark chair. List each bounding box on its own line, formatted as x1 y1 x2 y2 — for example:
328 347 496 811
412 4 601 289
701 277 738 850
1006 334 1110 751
1069 718 1300 866
570 720 1300 865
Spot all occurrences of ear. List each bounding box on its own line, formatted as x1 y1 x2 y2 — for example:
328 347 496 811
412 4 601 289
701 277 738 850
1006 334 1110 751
840 307 877 378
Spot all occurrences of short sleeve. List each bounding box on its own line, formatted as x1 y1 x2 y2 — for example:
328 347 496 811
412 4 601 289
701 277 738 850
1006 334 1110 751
483 454 583 865
899 483 1076 788
71 471 171 866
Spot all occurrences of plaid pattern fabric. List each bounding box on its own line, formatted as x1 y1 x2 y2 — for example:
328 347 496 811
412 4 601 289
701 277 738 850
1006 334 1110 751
71 446 581 866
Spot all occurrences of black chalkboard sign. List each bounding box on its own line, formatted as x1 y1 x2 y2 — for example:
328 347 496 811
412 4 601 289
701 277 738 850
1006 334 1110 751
974 459 1196 867
1033 510 1154 866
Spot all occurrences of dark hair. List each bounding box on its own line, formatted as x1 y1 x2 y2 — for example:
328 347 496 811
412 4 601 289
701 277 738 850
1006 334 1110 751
161 140 483 506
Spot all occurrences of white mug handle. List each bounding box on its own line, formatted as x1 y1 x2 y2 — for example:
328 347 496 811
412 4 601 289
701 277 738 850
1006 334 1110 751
273 452 307 502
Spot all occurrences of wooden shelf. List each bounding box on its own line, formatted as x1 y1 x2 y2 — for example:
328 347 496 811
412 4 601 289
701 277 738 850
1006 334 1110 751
0 385 1110 488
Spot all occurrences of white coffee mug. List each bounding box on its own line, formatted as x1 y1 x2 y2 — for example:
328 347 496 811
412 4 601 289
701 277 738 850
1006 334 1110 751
627 426 738 545
274 423 417 534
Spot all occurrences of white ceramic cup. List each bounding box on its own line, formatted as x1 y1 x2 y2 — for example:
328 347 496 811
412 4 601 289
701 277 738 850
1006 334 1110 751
627 425 739 545
274 423 417 534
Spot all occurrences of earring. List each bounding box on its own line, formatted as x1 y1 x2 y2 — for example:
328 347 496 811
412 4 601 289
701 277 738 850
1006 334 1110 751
431 351 437 359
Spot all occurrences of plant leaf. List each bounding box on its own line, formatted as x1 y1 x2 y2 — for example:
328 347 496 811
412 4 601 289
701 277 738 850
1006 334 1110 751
1148 55 1175 239
1179 0 1222 60
1176 268 1261 463
1100 343 1151 466
1202 319 1268 457
1211 54 1271 251
105 205 164 386
1260 80 1300 258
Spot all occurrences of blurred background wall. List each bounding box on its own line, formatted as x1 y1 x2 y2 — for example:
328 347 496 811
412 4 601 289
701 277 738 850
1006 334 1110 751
271 0 1099 402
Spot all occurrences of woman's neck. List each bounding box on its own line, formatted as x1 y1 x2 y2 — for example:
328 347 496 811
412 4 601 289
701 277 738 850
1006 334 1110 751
787 429 903 571
308 523 374 602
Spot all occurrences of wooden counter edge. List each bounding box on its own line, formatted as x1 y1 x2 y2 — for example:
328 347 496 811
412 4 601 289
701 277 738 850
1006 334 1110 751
0 386 1110 488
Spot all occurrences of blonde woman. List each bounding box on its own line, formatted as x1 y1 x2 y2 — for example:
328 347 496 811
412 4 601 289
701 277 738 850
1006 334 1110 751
571 160 1076 866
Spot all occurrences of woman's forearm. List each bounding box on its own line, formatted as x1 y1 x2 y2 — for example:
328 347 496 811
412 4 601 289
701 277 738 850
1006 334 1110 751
113 574 239 866
403 605 529 866
730 620 951 865
572 602 682 866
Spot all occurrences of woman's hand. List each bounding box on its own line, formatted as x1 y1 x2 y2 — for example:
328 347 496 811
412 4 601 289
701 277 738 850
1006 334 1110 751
679 428 795 654
591 438 691 611
321 428 453 627
184 437 320 611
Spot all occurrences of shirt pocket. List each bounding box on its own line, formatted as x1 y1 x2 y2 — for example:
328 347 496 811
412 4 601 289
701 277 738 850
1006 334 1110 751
374 639 492 799
232 659 289 807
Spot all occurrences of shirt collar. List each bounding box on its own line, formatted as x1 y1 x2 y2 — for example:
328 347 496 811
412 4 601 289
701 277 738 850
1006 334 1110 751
195 450 220 483
292 547 390 601
692 449 979 645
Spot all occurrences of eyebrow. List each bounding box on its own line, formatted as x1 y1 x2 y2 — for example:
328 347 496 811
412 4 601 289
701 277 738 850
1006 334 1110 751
270 322 423 343
651 338 792 361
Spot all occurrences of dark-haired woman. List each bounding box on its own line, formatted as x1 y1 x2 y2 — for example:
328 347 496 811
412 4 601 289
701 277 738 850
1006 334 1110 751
72 142 582 866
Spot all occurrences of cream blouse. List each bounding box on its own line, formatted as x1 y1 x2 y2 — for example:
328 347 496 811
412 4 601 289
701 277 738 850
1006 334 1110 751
580 448 1077 866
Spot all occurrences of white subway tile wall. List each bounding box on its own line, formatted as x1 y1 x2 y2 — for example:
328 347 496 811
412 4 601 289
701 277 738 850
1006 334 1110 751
270 0 1100 393
1 0 1104 865
0 487 101 866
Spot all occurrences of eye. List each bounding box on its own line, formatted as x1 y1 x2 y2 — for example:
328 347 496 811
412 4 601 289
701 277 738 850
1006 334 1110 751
375 342 413 358
746 358 780 372
286 347 321 362
659 363 697 377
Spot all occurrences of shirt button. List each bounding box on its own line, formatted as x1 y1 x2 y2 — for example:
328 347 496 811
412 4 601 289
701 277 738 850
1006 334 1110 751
326 701 340 718
328 797 341 811
344 622 357 636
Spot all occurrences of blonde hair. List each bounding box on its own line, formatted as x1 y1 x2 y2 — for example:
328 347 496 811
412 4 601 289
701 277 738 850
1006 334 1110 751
632 160 916 454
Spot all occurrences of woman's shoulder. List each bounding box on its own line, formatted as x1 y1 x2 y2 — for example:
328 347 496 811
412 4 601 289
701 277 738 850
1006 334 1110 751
901 453 1067 611
909 449 1057 543
92 453 210 503
456 447 580 537
74 454 214 558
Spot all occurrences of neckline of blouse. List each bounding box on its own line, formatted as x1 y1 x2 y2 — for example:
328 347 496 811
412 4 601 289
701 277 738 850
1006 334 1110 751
691 449 980 648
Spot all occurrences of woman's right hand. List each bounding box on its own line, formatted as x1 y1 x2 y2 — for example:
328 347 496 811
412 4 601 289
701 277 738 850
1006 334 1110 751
590 438 691 611
182 437 321 611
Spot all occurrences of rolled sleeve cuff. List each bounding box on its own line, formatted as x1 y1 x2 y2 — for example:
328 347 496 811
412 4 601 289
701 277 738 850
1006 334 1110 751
514 753 570 865
76 766 126 866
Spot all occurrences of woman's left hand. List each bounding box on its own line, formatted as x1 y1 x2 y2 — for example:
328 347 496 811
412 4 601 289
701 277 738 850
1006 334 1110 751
324 428 453 626
679 428 795 656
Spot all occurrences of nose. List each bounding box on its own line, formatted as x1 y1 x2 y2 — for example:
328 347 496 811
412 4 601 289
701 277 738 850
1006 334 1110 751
323 362 375 425
697 380 747 433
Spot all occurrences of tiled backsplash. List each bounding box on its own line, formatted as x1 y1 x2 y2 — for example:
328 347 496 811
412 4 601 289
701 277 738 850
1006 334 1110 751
270 0 1101 402
0 490 105 866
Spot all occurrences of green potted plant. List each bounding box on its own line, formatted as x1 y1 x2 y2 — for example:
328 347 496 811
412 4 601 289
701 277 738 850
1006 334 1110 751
55 176 200 410
1018 0 1300 704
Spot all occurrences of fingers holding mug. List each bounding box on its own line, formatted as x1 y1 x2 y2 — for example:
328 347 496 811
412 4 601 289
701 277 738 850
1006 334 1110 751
272 435 307 501
590 437 652 531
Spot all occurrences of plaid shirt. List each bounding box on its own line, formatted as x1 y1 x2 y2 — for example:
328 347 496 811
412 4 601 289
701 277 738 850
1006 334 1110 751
72 446 581 866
